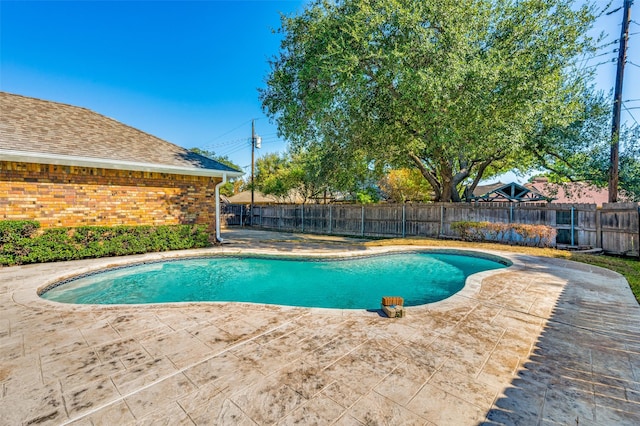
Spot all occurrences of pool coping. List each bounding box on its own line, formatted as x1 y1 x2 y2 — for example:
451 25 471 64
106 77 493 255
21 245 520 315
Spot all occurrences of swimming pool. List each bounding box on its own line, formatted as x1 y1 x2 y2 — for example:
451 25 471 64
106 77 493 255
40 251 509 309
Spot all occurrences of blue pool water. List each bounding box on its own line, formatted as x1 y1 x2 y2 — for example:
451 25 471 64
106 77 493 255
40 252 508 309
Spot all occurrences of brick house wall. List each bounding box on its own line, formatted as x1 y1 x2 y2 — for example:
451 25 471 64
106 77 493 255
0 161 221 229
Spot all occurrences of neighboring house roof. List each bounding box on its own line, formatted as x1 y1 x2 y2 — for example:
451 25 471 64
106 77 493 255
226 190 304 204
524 177 610 206
0 92 243 178
471 181 548 202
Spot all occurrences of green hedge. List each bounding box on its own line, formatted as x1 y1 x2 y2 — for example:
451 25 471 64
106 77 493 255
0 221 211 266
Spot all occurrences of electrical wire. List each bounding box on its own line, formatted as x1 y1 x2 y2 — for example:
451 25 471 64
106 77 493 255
581 59 616 69
589 49 619 59
594 39 619 50
215 135 283 155
606 5 623 16
200 119 253 146
622 104 640 127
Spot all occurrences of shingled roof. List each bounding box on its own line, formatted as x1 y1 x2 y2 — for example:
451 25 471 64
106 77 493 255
0 92 243 178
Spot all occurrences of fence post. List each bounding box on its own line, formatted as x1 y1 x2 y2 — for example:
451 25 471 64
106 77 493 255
439 204 445 237
571 206 575 246
301 205 304 233
402 204 406 238
361 205 365 237
596 207 602 249
637 205 640 259
329 205 332 234
509 204 514 243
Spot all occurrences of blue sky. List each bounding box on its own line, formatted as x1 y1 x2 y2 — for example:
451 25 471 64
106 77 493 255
1 0 638 181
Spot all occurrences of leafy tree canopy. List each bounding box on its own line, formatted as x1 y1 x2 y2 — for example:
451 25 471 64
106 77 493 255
189 148 241 196
190 148 240 171
379 168 433 203
254 152 298 201
255 148 381 203
261 0 600 202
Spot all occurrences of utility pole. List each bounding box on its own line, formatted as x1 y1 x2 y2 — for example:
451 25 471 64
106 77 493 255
251 119 255 225
250 119 261 226
609 0 632 203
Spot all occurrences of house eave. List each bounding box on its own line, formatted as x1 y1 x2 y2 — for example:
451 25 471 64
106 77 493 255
0 150 245 179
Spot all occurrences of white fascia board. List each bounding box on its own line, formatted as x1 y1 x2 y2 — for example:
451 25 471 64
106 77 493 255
0 150 245 179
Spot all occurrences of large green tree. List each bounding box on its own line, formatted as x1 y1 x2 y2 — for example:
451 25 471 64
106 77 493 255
261 0 599 202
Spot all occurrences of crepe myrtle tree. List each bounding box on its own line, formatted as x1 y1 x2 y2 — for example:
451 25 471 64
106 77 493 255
260 0 600 202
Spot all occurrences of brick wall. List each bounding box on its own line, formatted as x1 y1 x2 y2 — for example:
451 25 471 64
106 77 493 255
0 161 221 229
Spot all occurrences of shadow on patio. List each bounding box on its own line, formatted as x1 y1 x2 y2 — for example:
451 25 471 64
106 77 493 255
482 257 640 425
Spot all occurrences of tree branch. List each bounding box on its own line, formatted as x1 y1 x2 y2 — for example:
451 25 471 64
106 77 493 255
464 159 494 200
409 152 441 199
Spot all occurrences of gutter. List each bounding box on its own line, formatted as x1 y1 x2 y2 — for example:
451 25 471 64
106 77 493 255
0 149 244 179
214 173 227 243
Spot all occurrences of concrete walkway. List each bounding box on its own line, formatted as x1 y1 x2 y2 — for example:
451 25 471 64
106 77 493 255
1 229 639 425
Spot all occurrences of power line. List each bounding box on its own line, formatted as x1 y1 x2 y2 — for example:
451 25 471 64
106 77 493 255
626 61 640 68
586 49 618 59
203 136 248 149
200 119 253 146
606 5 623 15
203 132 280 150
594 39 619 50
583 59 616 69
622 104 640 127
216 135 283 155
218 144 250 157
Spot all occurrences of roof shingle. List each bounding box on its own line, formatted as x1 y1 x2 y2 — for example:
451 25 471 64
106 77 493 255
0 92 242 176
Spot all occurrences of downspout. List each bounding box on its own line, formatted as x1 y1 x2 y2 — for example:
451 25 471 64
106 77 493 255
215 173 227 243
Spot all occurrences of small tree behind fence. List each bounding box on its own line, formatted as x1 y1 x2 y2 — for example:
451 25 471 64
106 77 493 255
221 202 640 256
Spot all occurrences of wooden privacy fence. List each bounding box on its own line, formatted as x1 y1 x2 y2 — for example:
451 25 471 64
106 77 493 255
222 202 640 257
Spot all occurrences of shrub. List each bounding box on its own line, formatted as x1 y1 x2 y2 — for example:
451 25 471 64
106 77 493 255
0 221 212 266
451 221 556 248
0 220 40 242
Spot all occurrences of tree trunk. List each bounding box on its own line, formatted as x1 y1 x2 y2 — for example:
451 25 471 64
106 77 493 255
439 165 457 202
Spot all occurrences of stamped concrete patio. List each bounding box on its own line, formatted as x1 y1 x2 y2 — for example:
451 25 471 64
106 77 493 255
1 229 639 425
